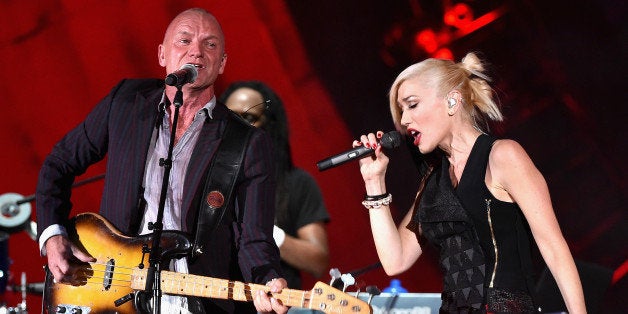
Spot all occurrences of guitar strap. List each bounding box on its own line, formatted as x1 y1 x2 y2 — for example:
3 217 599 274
191 113 253 258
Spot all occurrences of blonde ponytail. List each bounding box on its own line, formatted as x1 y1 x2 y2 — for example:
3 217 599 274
461 52 503 122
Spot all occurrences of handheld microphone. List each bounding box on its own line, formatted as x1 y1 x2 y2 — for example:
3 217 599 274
164 64 198 86
317 131 402 171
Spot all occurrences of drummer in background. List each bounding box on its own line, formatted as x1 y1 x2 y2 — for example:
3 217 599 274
221 81 330 290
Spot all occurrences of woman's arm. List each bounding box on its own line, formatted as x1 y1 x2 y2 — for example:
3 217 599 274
368 203 423 276
490 140 586 314
358 132 422 275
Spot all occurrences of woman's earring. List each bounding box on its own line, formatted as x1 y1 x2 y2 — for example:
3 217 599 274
448 98 456 108
447 98 456 116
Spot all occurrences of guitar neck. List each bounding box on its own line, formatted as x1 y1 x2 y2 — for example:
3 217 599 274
131 269 312 308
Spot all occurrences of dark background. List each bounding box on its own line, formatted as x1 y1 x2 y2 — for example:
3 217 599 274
0 0 625 312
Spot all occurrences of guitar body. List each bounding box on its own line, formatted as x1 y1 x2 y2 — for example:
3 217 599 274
44 213 191 314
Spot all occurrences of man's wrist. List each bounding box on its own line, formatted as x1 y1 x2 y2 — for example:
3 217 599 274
38 224 67 256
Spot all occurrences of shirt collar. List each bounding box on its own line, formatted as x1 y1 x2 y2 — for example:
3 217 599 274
158 91 216 120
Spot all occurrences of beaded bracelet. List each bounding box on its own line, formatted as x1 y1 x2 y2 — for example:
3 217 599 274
362 193 392 209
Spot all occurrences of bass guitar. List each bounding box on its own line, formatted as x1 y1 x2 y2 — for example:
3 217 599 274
44 212 371 314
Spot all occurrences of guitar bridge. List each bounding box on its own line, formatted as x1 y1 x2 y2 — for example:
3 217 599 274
103 258 115 290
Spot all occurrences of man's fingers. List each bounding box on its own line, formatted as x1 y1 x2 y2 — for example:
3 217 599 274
49 264 63 282
49 256 70 278
267 278 287 293
255 290 273 313
46 235 95 285
71 246 96 263
271 297 288 314
49 263 71 283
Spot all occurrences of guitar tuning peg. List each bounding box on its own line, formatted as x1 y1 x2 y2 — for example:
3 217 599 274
366 285 381 305
328 268 341 286
366 285 381 296
353 279 366 295
340 273 355 292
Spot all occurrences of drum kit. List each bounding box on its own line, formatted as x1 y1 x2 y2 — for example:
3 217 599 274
0 192 42 314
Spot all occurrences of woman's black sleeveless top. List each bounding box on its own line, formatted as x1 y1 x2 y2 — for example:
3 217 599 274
410 134 536 313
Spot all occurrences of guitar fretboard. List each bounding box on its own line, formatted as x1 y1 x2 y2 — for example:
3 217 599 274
130 268 312 308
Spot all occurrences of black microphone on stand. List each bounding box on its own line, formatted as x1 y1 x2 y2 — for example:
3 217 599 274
164 64 198 86
317 131 402 171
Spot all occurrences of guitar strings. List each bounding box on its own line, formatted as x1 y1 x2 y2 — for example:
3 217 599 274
59 261 364 311
75 262 314 302
65 278 315 306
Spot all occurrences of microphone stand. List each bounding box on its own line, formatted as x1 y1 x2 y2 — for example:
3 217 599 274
145 84 184 314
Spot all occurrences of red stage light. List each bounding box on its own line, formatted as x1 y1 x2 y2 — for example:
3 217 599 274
414 29 438 54
444 3 474 29
433 48 454 60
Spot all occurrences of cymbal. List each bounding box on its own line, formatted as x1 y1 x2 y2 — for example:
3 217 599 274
0 193 36 240
0 193 31 232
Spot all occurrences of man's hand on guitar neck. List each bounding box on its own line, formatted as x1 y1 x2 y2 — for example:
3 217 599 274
254 277 289 314
45 235 96 285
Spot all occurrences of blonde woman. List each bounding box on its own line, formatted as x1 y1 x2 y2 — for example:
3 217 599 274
353 52 586 313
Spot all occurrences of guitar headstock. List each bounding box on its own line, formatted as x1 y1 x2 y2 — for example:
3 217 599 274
308 281 372 314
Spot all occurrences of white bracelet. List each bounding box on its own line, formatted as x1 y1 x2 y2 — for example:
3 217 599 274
362 193 392 209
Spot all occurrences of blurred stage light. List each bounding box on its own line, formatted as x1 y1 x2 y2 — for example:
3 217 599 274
444 3 474 29
381 1 507 64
